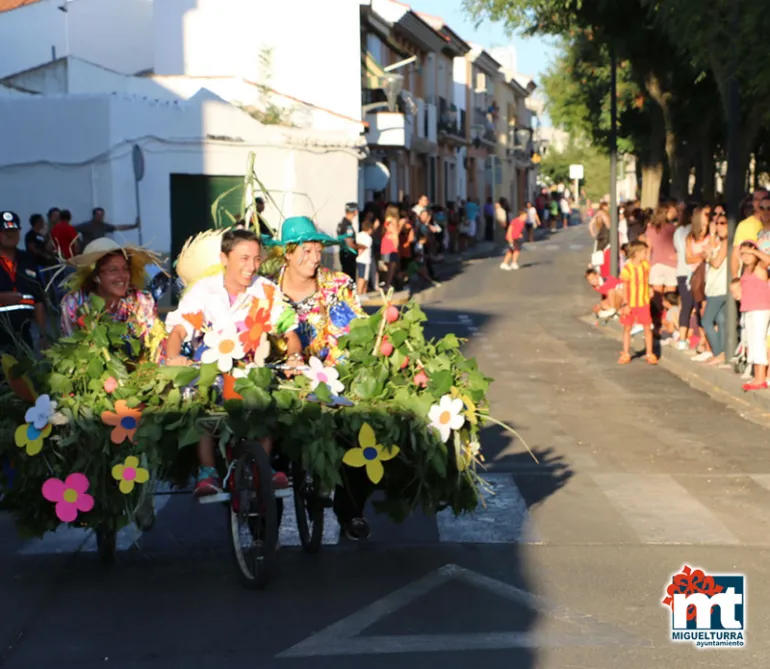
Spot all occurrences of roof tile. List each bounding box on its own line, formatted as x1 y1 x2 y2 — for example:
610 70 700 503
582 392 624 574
0 0 42 14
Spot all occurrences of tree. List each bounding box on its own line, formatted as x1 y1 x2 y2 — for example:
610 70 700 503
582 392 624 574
540 139 610 202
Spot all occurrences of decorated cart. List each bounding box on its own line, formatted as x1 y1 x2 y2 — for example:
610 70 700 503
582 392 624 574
0 173 527 590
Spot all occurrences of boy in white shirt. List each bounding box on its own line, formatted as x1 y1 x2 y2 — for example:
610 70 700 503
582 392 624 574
355 217 373 295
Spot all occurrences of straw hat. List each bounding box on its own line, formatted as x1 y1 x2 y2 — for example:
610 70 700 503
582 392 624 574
174 229 226 288
63 238 165 293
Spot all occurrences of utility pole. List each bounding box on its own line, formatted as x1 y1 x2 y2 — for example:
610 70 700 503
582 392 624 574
724 3 740 360
609 45 618 277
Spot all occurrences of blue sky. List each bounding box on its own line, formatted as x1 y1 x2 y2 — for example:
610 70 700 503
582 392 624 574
407 0 558 86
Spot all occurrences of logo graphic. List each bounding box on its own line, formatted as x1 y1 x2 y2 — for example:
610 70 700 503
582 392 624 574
662 565 745 648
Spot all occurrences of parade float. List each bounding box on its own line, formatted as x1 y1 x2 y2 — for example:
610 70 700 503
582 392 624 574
0 161 530 586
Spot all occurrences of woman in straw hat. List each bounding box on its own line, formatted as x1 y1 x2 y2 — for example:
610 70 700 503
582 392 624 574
59 238 164 357
263 216 372 541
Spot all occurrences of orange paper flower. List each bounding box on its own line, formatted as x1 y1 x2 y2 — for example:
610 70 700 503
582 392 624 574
222 373 243 401
101 400 142 444
183 311 204 331
240 305 272 354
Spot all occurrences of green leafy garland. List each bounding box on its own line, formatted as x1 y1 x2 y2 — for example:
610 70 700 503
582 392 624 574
0 296 522 538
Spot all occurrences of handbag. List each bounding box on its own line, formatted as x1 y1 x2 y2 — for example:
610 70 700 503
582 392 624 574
690 262 707 302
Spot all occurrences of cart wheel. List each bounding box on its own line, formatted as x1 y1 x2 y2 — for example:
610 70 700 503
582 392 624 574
292 462 324 554
228 440 277 589
95 528 117 566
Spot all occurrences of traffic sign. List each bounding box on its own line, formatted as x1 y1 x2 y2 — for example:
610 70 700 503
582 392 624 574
569 164 584 180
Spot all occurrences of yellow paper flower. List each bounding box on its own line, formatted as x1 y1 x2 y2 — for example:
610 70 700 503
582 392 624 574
342 423 399 484
14 422 51 456
111 456 150 494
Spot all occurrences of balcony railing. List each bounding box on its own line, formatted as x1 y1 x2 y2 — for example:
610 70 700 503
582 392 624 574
437 96 467 140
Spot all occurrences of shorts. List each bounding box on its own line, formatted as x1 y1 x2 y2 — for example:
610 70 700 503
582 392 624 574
382 252 399 263
508 239 522 252
620 305 652 327
649 263 677 287
356 262 370 280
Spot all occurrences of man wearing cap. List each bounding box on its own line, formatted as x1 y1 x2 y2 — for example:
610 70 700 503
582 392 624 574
337 203 363 281
0 211 47 352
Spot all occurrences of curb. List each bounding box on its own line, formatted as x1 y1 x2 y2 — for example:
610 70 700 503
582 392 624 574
579 315 770 428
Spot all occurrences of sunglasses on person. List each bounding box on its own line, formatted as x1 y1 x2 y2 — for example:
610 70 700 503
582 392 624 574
759 205 770 212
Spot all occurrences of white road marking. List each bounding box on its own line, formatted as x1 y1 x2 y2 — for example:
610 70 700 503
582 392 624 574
750 474 770 492
591 473 741 545
437 473 537 543
276 563 643 657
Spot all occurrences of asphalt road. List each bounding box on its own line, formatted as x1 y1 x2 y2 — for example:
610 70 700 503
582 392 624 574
2 223 769 668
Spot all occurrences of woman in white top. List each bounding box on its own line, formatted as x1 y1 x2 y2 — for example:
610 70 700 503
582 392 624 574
672 204 696 348
525 201 541 242
702 211 729 365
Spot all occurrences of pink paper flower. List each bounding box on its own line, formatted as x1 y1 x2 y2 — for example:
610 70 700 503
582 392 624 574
103 377 118 393
42 473 95 523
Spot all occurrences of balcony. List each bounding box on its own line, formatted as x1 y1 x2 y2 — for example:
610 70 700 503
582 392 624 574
365 111 412 149
473 106 497 146
437 96 467 143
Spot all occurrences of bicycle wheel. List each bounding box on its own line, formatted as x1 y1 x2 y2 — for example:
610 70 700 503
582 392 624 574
228 440 277 589
291 461 324 554
95 528 117 566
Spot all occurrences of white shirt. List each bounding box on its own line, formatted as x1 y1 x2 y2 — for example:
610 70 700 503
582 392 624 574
560 198 570 214
356 230 372 265
526 206 537 225
705 242 727 297
673 225 691 277
165 273 296 342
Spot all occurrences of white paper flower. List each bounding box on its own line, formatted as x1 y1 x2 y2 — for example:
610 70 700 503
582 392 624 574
251 332 271 367
427 395 466 443
303 356 344 395
201 324 246 373
25 394 57 430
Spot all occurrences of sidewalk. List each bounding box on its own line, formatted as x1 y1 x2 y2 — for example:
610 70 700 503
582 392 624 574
581 314 770 424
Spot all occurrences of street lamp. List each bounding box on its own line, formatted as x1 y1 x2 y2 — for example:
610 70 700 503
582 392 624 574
378 73 404 113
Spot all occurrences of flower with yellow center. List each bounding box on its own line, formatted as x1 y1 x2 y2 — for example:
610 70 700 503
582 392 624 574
427 395 466 443
342 423 400 484
200 324 246 372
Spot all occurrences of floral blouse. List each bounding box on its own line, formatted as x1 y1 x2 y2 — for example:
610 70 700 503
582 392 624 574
60 289 158 341
269 266 366 364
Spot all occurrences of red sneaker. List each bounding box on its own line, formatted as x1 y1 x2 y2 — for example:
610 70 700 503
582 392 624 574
742 381 768 392
193 466 222 498
272 471 290 490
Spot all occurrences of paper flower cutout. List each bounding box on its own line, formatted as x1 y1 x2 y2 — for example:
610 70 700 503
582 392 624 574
222 373 244 401
427 395 466 442
101 399 142 444
42 473 94 522
303 356 344 395
111 455 150 494
200 324 246 372
103 376 118 393
1 354 37 402
24 394 58 430
250 332 271 367
342 423 399 484
240 302 273 354
14 422 51 456
454 434 481 472
182 311 204 331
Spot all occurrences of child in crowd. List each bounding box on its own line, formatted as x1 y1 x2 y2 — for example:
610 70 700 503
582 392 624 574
501 207 526 271
660 292 681 342
618 240 657 365
355 216 373 296
585 268 622 319
738 241 770 391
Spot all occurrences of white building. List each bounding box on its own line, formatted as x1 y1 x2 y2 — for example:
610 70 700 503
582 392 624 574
0 0 367 256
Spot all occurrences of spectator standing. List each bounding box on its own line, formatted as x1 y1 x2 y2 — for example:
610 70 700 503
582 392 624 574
737 241 770 391
525 201 541 243
731 188 768 275
355 217 373 297
75 207 140 248
702 211 729 366
24 213 55 268
618 240 657 365
50 209 80 260
337 202 360 282
559 194 571 229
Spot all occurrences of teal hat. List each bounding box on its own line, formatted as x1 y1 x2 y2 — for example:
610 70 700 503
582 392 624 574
262 216 343 247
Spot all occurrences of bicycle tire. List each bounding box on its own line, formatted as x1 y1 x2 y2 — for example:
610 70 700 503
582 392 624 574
228 440 277 589
291 461 324 554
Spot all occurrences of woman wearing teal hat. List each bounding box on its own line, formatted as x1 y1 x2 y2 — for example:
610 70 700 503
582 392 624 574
264 216 373 540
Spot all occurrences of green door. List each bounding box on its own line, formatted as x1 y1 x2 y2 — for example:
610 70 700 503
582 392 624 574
168 174 243 261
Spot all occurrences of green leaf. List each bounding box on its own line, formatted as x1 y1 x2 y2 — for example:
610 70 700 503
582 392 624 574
197 363 219 391
90 294 105 312
92 325 109 349
351 370 378 400
273 389 296 410
390 348 406 370
347 326 374 346
389 329 408 348
49 373 72 395
248 367 273 389
428 369 453 397
437 333 460 352
314 382 332 404
175 367 199 387
178 422 200 448
166 387 181 410
241 386 272 411
86 357 103 380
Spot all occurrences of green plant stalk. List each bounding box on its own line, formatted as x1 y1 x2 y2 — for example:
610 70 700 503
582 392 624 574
474 413 539 464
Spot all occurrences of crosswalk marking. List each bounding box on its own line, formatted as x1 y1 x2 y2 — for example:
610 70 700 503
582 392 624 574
590 473 741 545
436 473 537 544
13 472 770 556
